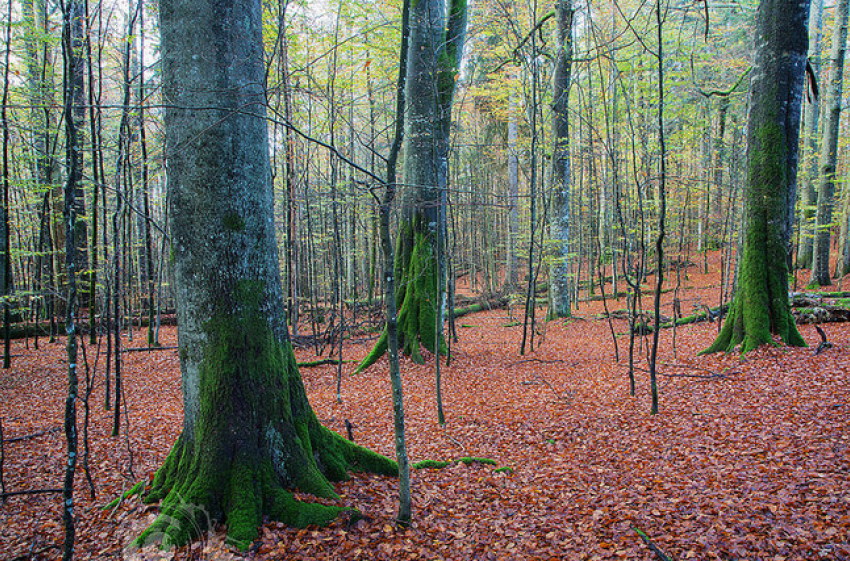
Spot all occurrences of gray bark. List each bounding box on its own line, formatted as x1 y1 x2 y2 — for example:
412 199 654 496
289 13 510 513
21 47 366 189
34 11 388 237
507 89 519 291
797 0 825 268
550 0 573 318
142 0 396 548
810 0 849 286
704 0 809 353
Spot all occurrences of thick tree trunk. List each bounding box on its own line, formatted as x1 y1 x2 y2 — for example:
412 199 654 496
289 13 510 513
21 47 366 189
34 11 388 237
139 0 396 550
550 0 573 319
703 0 809 353
809 0 849 287
356 0 466 370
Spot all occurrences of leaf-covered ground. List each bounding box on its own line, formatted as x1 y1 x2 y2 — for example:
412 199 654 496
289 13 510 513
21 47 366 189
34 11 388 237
2 259 849 560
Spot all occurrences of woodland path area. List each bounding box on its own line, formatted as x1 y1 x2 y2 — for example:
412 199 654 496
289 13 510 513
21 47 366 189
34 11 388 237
1 256 849 560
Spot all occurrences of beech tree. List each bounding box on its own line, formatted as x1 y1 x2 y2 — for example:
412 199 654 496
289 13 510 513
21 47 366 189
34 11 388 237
357 0 467 370
703 0 809 353
809 0 849 287
136 0 396 549
549 0 574 318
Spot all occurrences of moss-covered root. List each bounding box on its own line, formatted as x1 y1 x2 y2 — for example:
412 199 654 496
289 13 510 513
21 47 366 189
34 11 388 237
136 429 397 552
701 292 806 354
136 451 346 551
102 479 147 511
314 424 398 480
353 328 389 374
412 459 452 470
412 457 497 470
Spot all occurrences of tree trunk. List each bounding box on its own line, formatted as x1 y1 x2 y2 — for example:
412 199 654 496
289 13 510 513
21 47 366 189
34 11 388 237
507 86 519 292
356 0 466 370
797 0 825 269
809 0 849 287
549 0 574 319
703 0 809 353
139 0 396 549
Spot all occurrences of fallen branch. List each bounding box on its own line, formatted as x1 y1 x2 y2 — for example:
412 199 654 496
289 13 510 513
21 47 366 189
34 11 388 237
4 427 60 443
507 358 566 367
634 365 735 381
120 346 178 353
1 488 63 498
10 544 61 561
452 296 508 319
297 358 347 368
815 325 832 355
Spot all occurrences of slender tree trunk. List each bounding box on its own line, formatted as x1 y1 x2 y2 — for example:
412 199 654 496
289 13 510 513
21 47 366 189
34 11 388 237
1 0 12 369
649 0 666 415
382 1 412 522
60 2 81 557
507 85 519 292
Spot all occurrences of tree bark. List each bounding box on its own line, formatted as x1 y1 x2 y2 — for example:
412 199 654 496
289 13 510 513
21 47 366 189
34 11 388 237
703 0 809 353
797 0 825 268
356 0 467 370
139 0 396 549
810 0 849 286
550 0 574 318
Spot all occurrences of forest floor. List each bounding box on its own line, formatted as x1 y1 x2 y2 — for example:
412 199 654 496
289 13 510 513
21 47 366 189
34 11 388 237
1 252 850 560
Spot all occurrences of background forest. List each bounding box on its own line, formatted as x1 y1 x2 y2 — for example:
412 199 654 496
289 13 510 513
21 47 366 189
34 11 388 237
0 0 769 351
1 0 850 559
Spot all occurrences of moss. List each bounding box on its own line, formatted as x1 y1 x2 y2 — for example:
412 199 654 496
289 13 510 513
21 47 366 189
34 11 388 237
703 116 806 354
411 457 497 469
262 461 346 528
353 329 388 374
494 466 514 474
356 217 447 372
412 459 452 469
102 479 147 510
457 457 497 466
136 280 396 550
223 456 263 549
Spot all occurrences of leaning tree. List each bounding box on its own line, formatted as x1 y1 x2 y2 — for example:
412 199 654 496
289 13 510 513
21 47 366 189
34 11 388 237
703 0 809 353
136 0 396 550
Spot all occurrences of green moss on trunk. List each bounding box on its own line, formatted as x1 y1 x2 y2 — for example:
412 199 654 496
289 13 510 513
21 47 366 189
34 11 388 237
355 216 447 372
136 282 396 551
703 118 806 353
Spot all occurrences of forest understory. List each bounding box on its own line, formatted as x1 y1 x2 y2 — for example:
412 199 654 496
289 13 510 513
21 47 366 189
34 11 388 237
1 251 849 560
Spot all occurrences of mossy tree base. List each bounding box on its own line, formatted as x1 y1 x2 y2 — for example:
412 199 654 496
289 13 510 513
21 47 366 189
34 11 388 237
703 12 809 355
356 217 446 373
134 286 397 551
